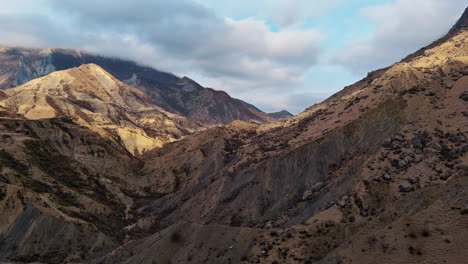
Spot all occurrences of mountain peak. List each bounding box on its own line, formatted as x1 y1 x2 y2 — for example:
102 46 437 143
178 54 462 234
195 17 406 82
268 110 294 120
177 76 204 92
0 65 203 155
78 63 103 70
448 6 468 35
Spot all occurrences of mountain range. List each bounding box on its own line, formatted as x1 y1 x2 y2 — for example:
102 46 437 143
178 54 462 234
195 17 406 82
0 6 467 264
0 47 278 125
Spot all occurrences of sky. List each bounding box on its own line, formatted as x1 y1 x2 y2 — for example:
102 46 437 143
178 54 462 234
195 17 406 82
0 0 466 114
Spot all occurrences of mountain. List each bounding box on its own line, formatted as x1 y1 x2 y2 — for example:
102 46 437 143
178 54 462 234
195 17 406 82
0 64 202 155
0 47 274 125
0 7 467 264
267 110 294 120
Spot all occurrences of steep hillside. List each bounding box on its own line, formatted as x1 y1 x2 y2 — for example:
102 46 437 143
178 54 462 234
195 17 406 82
0 48 274 124
0 64 202 155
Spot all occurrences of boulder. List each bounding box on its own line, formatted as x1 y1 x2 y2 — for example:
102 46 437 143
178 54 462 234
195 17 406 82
338 200 346 208
426 141 442 151
359 105 369 112
382 174 392 181
459 91 468 101
439 172 452 181
398 159 408 168
382 138 392 147
311 182 324 192
302 190 313 200
399 183 414 193
461 204 468 215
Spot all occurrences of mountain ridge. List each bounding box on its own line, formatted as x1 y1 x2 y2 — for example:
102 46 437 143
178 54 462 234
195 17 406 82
402 6 468 63
0 63 203 155
0 47 276 125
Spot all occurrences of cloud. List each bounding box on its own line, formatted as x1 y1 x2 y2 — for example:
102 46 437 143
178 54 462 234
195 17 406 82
0 14 75 48
332 0 467 75
264 0 343 28
0 0 464 113
195 0 342 28
53 0 323 82
0 0 323 101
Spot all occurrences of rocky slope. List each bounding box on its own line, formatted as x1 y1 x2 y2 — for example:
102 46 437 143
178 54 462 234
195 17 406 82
0 64 202 155
0 47 274 125
0 6 467 264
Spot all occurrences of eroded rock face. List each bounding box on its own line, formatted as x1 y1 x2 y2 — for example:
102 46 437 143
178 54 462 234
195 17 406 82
0 204 116 263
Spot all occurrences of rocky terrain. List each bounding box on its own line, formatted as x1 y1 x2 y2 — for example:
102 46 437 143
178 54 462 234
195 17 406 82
0 47 277 125
0 6 467 264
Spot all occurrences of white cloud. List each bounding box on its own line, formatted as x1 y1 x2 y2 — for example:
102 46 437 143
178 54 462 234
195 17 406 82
0 0 465 112
195 0 342 28
332 0 467 75
0 0 326 111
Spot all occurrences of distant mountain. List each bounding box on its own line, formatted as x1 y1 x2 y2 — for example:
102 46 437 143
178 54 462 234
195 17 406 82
267 110 294 120
0 47 274 125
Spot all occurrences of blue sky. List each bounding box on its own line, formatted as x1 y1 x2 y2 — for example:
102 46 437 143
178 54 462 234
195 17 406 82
0 0 466 113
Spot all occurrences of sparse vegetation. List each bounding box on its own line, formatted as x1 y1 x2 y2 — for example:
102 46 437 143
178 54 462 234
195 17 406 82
0 185 6 201
0 150 28 176
170 232 182 243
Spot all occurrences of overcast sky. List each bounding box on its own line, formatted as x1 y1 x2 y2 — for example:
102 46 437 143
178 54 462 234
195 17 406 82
0 0 466 113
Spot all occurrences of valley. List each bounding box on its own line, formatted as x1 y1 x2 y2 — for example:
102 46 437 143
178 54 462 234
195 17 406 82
0 6 467 264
